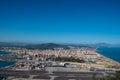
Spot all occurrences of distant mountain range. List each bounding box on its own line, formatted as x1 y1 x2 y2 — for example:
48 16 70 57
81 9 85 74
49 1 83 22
92 43 120 47
0 42 120 49
0 42 70 49
25 43 70 50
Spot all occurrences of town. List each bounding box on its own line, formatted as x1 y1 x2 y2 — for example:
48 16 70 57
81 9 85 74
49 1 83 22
1 46 120 71
0 44 120 80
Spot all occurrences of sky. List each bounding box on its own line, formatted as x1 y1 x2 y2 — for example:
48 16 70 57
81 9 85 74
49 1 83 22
0 0 120 44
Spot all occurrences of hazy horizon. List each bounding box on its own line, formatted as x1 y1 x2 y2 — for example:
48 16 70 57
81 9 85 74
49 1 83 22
0 41 120 46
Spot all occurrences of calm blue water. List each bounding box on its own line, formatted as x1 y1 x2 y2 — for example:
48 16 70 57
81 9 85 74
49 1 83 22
0 61 15 68
97 47 120 63
0 51 11 54
0 51 15 68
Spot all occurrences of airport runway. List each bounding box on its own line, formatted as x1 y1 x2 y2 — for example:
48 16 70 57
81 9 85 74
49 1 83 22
0 69 110 80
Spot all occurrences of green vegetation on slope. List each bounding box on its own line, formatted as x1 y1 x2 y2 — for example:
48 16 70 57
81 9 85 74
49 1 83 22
55 56 85 63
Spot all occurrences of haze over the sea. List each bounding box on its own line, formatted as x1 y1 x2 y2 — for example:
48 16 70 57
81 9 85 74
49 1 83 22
0 0 120 44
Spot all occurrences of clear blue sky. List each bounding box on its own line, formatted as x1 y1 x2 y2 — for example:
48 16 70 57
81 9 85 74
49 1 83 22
0 0 120 44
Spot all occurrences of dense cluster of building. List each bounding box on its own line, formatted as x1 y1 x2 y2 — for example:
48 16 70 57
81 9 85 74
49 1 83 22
1 47 120 71
2 47 100 61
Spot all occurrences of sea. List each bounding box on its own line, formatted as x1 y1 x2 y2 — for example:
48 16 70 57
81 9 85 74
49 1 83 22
0 51 16 69
96 47 120 63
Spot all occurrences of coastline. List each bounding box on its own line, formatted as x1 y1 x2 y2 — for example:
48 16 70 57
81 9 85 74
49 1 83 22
95 48 120 66
0 50 16 69
0 47 120 70
0 60 16 69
